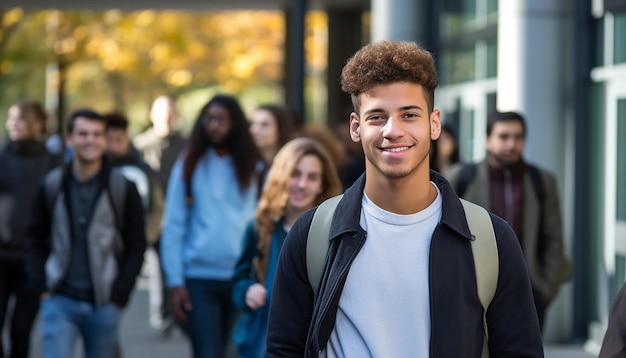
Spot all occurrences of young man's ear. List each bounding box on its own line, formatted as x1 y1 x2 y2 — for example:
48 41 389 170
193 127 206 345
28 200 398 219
349 113 361 142
430 109 442 141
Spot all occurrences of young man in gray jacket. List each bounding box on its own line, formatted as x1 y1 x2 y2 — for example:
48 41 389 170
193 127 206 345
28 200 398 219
27 109 146 358
267 41 543 357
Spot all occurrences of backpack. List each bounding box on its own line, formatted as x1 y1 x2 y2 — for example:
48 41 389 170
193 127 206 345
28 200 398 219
44 167 127 230
456 163 544 206
306 194 498 358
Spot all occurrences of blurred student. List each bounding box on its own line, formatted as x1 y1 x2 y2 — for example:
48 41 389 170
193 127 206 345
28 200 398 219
249 104 296 167
436 124 459 172
106 113 165 337
332 120 365 190
299 124 345 180
231 138 341 357
0 101 59 358
26 108 146 358
133 95 186 334
160 94 262 358
444 111 571 329
134 95 187 191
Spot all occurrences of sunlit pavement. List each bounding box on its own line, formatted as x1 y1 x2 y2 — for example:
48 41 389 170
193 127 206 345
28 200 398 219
26 282 597 358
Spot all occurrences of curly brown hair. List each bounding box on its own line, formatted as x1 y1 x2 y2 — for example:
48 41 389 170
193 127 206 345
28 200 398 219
340 40 438 114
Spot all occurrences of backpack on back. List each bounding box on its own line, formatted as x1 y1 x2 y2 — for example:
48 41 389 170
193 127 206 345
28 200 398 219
44 167 127 230
306 194 498 358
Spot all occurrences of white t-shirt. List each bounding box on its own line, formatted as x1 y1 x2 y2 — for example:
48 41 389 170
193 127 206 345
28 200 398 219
323 183 443 358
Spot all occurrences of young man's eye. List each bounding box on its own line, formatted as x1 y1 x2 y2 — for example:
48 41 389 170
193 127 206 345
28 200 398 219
367 115 385 121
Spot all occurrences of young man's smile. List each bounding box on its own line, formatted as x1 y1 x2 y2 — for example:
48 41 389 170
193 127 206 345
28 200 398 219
350 82 440 180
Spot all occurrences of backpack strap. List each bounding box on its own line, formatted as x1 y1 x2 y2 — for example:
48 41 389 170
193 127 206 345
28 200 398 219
460 198 499 358
44 167 65 213
44 166 127 235
306 194 343 296
456 163 477 197
108 168 128 231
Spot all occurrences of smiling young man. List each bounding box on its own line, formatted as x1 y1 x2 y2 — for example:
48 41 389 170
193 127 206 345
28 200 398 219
26 109 146 358
267 41 543 357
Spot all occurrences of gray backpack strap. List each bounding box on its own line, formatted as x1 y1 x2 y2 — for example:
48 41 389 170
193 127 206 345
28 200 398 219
460 198 498 358
108 168 127 230
44 167 64 212
306 194 343 296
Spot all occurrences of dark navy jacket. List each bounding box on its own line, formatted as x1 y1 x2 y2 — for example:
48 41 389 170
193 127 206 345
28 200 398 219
267 171 543 357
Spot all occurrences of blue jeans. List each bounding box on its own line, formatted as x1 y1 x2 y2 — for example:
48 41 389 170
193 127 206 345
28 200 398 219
40 295 120 358
186 279 238 358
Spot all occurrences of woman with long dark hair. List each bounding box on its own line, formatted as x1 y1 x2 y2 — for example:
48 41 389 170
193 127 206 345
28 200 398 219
161 94 261 358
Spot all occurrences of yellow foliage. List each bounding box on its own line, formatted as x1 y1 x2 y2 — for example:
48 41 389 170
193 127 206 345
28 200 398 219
164 69 192 87
0 8 313 120
103 10 122 25
73 25 88 42
0 60 12 74
3 8 24 28
135 10 156 27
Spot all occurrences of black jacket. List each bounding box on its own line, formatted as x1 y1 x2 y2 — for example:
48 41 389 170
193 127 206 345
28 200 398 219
26 159 146 307
0 140 59 259
267 171 543 357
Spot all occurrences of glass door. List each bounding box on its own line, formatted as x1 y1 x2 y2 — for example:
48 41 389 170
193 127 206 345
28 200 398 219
604 81 626 288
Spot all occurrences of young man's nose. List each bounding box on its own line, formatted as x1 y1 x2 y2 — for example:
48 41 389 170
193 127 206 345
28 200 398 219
382 117 404 138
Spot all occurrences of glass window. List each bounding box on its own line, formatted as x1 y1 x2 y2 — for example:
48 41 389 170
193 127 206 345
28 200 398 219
441 0 478 37
442 48 476 84
487 92 497 114
617 98 626 221
614 12 626 64
487 0 498 15
462 109 475 160
486 41 497 78
591 18 604 68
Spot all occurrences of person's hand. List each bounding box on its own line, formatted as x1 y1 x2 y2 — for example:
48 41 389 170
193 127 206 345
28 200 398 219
170 286 192 322
245 283 267 310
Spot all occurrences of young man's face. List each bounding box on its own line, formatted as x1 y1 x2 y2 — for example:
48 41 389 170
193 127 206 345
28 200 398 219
486 120 525 167
67 117 107 164
350 82 441 180
107 127 131 158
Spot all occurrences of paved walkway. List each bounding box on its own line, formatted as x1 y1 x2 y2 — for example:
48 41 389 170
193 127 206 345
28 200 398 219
25 286 597 358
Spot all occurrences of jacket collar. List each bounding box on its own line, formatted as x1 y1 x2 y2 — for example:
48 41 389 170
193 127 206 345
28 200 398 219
330 170 473 242
62 156 113 189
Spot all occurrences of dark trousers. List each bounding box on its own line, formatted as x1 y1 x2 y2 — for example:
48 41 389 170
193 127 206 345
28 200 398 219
186 278 238 358
0 258 40 358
